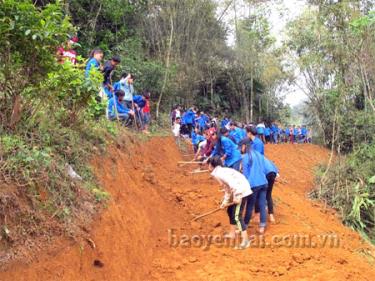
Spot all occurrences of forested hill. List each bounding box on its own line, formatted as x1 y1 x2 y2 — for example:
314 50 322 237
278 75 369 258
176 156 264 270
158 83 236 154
29 0 293 122
0 0 374 268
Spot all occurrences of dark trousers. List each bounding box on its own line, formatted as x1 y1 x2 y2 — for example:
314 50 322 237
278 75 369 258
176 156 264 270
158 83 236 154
259 134 265 143
187 124 193 137
255 172 276 215
227 196 248 232
244 185 268 228
193 144 198 153
124 100 133 109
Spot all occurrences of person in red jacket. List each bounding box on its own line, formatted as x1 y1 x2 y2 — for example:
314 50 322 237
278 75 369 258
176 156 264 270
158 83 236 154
57 36 79 65
142 90 151 134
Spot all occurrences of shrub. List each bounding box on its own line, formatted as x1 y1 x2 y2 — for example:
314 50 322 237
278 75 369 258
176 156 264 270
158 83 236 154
311 142 375 243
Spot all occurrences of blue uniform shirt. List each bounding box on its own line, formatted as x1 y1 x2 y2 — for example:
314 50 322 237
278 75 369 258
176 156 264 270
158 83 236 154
85 58 100 77
107 97 130 118
257 126 265 135
221 118 230 128
264 157 279 174
195 116 207 129
182 110 195 125
192 132 205 145
242 150 268 188
211 136 242 167
265 127 271 137
133 95 146 108
229 127 245 144
251 137 265 155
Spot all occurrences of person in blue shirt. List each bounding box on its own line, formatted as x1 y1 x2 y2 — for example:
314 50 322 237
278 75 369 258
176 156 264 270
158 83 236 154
254 157 279 224
271 123 279 144
229 122 245 145
210 128 242 171
239 125 247 141
191 127 205 153
278 127 284 143
85 48 103 78
293 126 298 143
239 126 264 155
256 122 266 143
220 116 230 129
284 126 290 143
201 112 210 126
133 94 146 109
107 90 134 125
264 126 271 143
195 112 208 133
301 125 308 143
182 107 197 137
132 94 147 129
242 145 268 234
239 124 247 140
248 126 265 155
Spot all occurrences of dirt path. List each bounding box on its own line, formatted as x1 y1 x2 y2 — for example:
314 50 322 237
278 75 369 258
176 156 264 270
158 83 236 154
0 137 374 281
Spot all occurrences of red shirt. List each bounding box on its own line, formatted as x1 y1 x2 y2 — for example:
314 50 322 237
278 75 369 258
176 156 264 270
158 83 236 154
143 99 150 113
57 47 77 64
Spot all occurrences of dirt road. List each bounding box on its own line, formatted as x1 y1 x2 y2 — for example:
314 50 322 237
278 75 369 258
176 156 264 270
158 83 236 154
1 136 374 281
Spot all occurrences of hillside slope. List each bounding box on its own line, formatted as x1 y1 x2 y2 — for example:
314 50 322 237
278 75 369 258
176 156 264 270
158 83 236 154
0 137 374 281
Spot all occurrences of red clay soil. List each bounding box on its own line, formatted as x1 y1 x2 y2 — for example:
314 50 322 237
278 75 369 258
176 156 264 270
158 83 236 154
0 136 374 281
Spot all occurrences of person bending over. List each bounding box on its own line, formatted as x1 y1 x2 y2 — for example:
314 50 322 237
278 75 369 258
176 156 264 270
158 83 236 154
209 128 242 171
208 156 252 250
254 157 279 223
242 145 268 234
107 90 134 125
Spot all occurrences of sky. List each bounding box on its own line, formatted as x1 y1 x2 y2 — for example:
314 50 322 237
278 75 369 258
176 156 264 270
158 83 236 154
217 0 308 107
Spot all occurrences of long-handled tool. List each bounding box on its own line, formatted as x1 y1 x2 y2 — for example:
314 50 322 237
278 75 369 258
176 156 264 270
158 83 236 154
178 160 204 167
192 207 222 221
178 161 203 164
190 169 209 174
192 203 235 221
276 178 289 185
131 97 139 131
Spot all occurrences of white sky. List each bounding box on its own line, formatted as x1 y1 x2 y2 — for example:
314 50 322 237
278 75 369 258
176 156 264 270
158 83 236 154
217 0 308 106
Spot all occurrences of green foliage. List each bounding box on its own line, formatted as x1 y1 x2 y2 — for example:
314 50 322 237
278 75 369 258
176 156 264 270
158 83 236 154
0 0 73 66
350 11 375 35
91 186 111 203
311 142 375 243
59 0 289 121
289 2 375 243
0 1 120 253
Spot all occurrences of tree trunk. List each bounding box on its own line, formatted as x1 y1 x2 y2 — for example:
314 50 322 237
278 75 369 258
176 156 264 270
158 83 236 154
241 81 250 122
266 90 269 117
360 61 375 112
234 0 239 44
9 95 22 129
210 77 214 109
250 70 254 122
156 14 174 119
258 94 261 117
